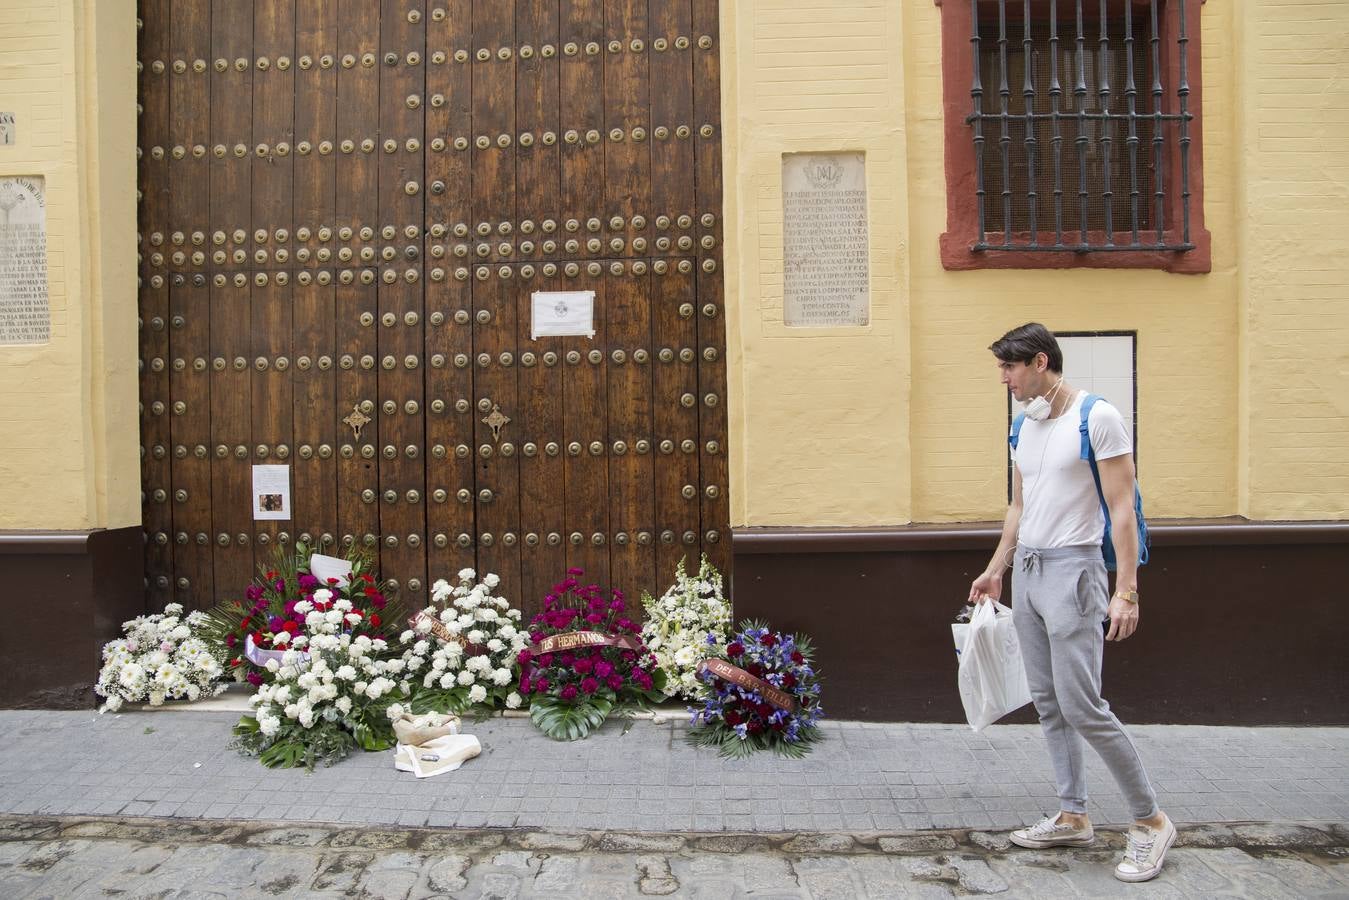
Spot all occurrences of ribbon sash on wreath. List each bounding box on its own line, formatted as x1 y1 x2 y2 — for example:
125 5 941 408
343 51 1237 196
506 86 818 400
530 630 644 655
698 658 797 713
407 612 488 657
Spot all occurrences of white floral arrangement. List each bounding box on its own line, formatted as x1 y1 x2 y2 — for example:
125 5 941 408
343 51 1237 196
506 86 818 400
401 568 527 714
95 603 226 713
233 591 414 769
640 556 732 699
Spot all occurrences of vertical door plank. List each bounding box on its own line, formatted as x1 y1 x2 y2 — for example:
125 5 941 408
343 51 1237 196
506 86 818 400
168 0 214 608
250 1 297 564
691 0 729 574
468 2 520 593
604 264 656 599
377 0 429 602
470 268 523 594
561 264 610 584
424 0 477 585
472 0 517 265
334 0 381 563
207 0 255 598
292 0 340 560
602 0 650 260
139 0 173 610
514 268 565 618
650 259 699 585
513 0 562 610
648 0 696 239
560 0 605 258
515 0 560 269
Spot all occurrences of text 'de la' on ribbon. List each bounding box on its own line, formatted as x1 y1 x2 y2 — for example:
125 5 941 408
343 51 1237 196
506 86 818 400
697 658 797 713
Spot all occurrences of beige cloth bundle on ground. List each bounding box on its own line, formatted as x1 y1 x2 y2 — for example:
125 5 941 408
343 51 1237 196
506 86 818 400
390 712 481 778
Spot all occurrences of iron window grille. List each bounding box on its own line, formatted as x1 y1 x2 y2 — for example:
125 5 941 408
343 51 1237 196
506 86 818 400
967 0 1193 253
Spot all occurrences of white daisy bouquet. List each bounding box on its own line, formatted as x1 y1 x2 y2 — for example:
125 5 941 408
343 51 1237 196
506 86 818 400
402 568 527 715
232 592 414 769
95 603 226 712
640 556 733 700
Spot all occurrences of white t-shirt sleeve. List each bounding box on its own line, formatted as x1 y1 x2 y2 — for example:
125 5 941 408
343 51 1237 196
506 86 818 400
1087 400 1132 461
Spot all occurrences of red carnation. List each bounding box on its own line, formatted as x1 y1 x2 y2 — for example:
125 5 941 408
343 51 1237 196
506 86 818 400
369 613 382 628
760 633 778 648
791 651 804 665
726 642 744 657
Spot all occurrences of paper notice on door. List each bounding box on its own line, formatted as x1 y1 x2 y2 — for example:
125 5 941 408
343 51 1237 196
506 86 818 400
252 465 291 520
530 290 595 340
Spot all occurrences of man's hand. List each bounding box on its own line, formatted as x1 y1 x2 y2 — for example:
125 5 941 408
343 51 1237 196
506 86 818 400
968 570 1002 605
1105 594 1139 641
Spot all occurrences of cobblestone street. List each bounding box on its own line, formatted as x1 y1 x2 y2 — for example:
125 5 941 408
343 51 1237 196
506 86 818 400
1 815 1346 898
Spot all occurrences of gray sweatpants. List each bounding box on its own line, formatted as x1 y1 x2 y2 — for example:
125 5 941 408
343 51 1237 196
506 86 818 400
1012 544 1158 820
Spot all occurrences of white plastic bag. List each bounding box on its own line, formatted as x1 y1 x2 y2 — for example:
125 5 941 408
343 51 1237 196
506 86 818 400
952 601 1032 731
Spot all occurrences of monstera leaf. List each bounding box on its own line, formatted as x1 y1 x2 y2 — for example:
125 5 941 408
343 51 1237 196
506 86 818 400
529 696 613 741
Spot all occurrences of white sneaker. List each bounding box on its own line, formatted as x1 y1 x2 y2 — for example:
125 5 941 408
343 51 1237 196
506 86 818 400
1009 813 1095 849
1114 814 1177 883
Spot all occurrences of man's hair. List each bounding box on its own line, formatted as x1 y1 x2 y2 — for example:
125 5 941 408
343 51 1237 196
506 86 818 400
989 322 1063 373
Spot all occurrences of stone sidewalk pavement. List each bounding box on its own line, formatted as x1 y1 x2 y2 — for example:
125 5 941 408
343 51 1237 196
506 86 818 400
0 711 1345 833
1 815 1346 899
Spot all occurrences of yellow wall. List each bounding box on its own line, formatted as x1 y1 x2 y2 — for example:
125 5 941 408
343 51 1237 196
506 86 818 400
723 0 1349 526
0 0 138 531
721 0 914 527
1236 0 1349 520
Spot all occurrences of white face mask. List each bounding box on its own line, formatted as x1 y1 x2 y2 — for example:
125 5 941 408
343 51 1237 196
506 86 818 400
1023 376 1064 422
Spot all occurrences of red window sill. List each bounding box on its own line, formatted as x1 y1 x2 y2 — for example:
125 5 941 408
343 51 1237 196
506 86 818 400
939 227 1212 273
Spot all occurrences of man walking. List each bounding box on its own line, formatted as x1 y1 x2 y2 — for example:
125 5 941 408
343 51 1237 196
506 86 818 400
968 323 1175 883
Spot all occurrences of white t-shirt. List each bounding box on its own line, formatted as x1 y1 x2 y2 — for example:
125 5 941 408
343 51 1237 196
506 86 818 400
1011 391 1133 549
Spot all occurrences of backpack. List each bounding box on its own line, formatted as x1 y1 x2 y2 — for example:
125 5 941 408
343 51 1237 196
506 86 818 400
1009 394 1150 571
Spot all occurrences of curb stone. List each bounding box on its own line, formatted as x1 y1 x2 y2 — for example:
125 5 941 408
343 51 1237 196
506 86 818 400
0 814 1342 857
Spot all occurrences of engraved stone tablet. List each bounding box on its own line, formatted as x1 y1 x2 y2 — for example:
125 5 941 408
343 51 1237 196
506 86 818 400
782 152 869 328
0 176 48 345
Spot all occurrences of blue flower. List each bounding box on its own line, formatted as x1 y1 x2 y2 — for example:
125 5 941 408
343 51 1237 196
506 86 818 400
733 723 748 740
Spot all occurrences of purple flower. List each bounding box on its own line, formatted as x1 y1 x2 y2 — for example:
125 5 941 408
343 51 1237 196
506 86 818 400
594 660 613 678
560 684 578 701
245 671 264 686
245 585 264 601
298 574 318 589
580 677 599 694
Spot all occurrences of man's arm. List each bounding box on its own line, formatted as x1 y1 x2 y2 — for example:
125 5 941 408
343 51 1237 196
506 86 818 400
968 467 1023 604
1097 453 1140 640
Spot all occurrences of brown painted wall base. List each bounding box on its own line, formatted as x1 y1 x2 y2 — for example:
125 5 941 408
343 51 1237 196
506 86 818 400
0 528 144 709
732 519 1349 726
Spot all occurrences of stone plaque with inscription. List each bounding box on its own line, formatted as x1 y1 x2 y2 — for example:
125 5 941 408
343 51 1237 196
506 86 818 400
782 152 869 328
0 176 49 345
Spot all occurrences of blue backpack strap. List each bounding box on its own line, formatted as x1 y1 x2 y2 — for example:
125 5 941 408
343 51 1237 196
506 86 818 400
1079 396 1119 570
1078 394 1099 461
1009 412 1027 451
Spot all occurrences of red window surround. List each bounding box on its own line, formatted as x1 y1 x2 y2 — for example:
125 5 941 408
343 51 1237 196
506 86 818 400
937 0 1211 273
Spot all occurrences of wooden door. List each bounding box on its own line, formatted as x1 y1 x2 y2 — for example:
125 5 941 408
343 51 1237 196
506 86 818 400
137 0 728 615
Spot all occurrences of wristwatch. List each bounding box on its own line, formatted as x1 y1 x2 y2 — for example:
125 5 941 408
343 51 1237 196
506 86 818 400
1114 590 1139 605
